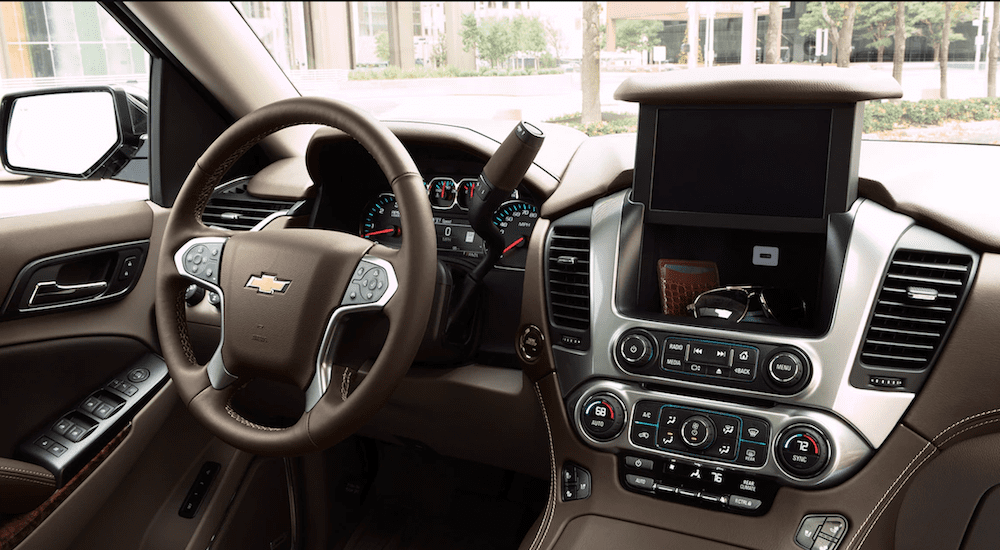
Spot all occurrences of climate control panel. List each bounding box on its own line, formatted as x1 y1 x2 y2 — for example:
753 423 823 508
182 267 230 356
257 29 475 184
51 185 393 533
569 381 873 491
614 329 811 395
630 402 770 468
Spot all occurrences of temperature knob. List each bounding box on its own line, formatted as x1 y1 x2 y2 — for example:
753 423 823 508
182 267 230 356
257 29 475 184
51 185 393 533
580 394 625 441
777 425 830 478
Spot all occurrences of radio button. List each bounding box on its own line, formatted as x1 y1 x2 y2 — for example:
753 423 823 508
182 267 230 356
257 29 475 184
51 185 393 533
731 365 755 381
664 338 687 356
688 342 732 366
662 356 684 371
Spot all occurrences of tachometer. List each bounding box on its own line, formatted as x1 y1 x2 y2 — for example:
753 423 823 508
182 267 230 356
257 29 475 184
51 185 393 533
428 177 457 209
493 200 539 269
360 194 402 247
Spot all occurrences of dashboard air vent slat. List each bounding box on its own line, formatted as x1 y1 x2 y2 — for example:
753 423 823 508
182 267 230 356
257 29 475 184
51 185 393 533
859 250 973 370
202 180 296 231
547 227 591 331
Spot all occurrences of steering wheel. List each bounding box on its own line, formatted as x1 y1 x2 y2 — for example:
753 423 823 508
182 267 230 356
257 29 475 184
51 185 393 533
154 97 436 456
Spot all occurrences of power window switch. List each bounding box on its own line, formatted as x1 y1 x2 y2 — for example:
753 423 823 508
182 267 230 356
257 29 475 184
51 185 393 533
48 442 67 457
35 436 55 451
81 395 101 413
121 383 138 397
94 403 115 419
53 418 73 436
108 378 123 391
66 425 87 442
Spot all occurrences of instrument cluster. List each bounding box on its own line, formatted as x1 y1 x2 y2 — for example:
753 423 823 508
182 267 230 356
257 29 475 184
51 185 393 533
359 176 538 269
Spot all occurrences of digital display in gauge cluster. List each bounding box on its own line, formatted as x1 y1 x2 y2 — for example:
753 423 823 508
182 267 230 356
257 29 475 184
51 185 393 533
359 177 538 269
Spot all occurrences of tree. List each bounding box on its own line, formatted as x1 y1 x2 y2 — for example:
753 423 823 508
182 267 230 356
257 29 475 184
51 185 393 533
940 2 953 99
375 31 390 63
431 40 447 69
460 14 517 68
824 1 858 67
677 26 704 65
544 19 565 61
513 15 546 68
582 1 601 125
765 2 783 63
856 1 896 63
799 2 853 64
908 2 970 63
892 1 906 84
989 1 999 97
615 19 662 59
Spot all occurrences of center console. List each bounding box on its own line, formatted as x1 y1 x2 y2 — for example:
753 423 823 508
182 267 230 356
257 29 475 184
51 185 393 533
541 69 979 520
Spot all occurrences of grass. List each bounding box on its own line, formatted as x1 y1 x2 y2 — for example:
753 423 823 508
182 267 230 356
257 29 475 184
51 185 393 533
546 112 639 136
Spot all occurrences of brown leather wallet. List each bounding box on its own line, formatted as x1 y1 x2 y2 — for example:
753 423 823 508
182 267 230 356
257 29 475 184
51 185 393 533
657 259 720 316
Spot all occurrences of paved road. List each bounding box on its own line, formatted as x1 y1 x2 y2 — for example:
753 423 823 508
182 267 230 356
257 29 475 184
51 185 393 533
293 65 997 123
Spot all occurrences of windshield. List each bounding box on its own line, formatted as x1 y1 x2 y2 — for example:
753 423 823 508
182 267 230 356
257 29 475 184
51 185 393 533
231 1 999 145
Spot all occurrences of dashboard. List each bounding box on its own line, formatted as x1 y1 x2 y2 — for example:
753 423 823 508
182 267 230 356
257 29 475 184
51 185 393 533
192 90 1000 549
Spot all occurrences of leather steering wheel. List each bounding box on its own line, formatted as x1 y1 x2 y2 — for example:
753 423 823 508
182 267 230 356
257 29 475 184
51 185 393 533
155 97 436 456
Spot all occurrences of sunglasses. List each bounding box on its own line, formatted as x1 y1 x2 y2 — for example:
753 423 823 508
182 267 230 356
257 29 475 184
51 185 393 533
686 286 807 326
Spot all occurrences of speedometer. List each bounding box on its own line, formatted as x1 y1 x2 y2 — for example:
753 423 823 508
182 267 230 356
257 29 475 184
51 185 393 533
493 200 539 269
359 194 402 248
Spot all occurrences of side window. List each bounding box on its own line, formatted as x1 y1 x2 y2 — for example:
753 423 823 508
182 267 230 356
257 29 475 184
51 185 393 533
0 1 151 218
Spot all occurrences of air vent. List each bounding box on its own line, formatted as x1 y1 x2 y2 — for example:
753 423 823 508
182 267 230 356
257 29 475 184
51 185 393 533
202 180 296 231
547 227 591 331
859 250 973 370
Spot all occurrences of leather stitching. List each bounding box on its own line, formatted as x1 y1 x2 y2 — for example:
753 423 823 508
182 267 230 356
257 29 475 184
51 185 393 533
529 382 557 550
0 466 53 479
852 447 937 549
846 442 935 550
932 408 1000 443
175 290 197 365
341 369 352 401
193 122 302 224
937 417 1000 447
0 473 55 487
225 386 284 432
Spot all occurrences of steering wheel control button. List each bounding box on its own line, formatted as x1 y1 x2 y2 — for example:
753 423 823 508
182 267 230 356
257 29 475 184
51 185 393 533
183 243 223 285
518 325 544 363
681 415 716 450
767 351 805 387
561 463 592 501
580 394 625 441
617 331 656 368
777 425 830 478
342 260 390 306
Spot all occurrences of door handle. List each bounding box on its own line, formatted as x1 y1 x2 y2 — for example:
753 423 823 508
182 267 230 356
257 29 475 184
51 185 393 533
29 280 108 307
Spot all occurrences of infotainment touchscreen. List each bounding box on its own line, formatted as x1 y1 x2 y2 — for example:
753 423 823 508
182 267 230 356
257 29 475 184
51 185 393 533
632 103 862 232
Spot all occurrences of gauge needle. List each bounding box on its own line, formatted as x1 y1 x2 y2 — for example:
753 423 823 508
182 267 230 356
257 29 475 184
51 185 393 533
364 228 396 237
503 237 525 254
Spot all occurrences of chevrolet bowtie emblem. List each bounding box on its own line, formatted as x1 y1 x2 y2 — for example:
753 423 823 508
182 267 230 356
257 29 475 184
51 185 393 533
245 274 290 295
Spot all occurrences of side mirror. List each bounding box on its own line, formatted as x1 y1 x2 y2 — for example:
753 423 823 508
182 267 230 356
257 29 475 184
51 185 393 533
0 86 146 180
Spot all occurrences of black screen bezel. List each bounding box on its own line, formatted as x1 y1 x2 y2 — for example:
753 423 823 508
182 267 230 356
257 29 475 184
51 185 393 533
632 103 862 233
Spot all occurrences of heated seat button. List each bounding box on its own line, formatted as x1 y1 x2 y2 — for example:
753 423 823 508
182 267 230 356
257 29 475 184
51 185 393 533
796 515 826 549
